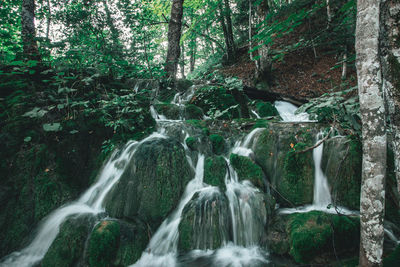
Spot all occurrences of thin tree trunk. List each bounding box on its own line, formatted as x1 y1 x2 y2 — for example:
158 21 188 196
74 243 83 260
190 37 196 72
22 0 40 60
180 42 185 79
255 1 271 81
218 2 234 63
249 0 253 61
165 0 185 80
224 0 236 56
356 0 387 266
45 0 51 40
381 0 400 199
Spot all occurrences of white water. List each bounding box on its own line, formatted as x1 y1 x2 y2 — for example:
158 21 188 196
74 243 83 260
274 101 311 122
313 132 332 208
0 133 167 267
231 128 264 157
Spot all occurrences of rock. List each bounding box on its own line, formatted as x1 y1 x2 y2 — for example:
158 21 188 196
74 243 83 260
204 156 227 190
178 189 231 252
184 104 204 120
209 134 226 155
87 220 120 267
105 138 192 227
322 135 362 210
154 103 181 120
256 101 279 117
286 211 360 263
42 213 97 267
230 153 265 190
253 124 321 206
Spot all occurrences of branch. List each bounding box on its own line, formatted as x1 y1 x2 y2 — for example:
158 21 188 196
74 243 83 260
295 127 334 154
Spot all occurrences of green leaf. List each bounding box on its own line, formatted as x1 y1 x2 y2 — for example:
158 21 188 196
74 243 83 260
43 123 62 132
23 107 48 118
24 136 32 142
69 130 79 134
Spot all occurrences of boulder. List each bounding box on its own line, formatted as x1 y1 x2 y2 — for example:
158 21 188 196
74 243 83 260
204 156 227 190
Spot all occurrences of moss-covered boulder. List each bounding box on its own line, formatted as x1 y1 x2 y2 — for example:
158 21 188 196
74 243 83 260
190 85 241 119
42 214 97 267
253 124 319 206
287 211 360 263
105 138 192 227
209 134 226 155
87 220 120 267
230 153 264 190
322 135 362 210
154 103 181 120
256 102 279 117
204 156 227 190
184 104 204 120
178 189 230 252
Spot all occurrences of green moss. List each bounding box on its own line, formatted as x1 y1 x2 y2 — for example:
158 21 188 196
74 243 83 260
281 142 314 205
88 220 121 267
230 153 264 189
204 156 227 190
42 214 96 267
384 245 400 267
209 134 225 155
185 137 198 151
287 211 360 263
184 104 204 120
154 103 181 120
256 102 279 117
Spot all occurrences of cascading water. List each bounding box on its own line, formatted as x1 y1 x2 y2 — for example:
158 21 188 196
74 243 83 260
274 100 311 122
0 133 167 267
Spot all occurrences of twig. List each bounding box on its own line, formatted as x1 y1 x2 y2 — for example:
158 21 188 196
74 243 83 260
295 127 334 154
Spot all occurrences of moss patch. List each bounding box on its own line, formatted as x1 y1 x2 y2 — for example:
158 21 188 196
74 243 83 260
230 153 264 190
209 134 225 155
184 104 204 120
88 220 121 267
256 101 279 117
287 211 360 263
204 156 227 190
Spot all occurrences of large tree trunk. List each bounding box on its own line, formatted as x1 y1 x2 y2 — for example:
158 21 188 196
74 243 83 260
224 0 236 57
381 0 400 199
22 0 40 60
356 0 387 266
165 0 184 80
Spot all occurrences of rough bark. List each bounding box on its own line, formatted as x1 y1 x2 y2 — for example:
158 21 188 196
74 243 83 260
224 0 236 57
180 43 185 79
165 0 184 80
356 0 387 266
255 1 272 82
218 2 234 63
22 0 40 60
380 0 400 199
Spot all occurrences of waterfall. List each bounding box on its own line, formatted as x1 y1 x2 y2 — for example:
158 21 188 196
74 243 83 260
274 101 311 122
0 133 167 267
312 132 332 207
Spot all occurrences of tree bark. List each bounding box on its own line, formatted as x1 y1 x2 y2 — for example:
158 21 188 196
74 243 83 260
180 42 185 79
224 0 236 56
22 0 40 60
381 0 400 200
165 0 184 80
218 2 234 63
356 0 387 266
255 1 272 82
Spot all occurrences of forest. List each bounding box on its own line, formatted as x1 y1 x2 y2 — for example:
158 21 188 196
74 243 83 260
0 0 399 266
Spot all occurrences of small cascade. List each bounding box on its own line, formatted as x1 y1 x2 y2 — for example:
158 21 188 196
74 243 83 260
150 105 167 121
232 128 264 157
0 133 167 267
312 132 332 208
251 109 261 118
274 101 311 122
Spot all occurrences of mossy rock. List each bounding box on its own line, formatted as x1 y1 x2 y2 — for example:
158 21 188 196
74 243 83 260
184 104 204 120
154 103 181 120
204 156 227 190
230 153 264 190
185 137 198 151
253 124 320 207
322 135 362 210
105 138 192 227
42 214 97 267
282 142 314 206
190 85 240 119
256 102 279 117
175 79 194 92
87 220 120 267
209 134 225 155
384 244 400 267
287 211 360 263
178 189 230 252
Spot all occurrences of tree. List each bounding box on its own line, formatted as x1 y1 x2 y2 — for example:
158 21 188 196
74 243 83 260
22 0 40 60
380 0 400 199
355 0 387 266
165 0 185 79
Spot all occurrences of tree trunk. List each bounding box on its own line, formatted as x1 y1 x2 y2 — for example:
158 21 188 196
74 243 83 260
356 0 387 266
224 0 236 56
189 37 196 72
380 0 400 199
180 42 185 79
255 1 272 82
45 0 51 41
165 0 184 80
22 0 40 60
218 2 234 63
